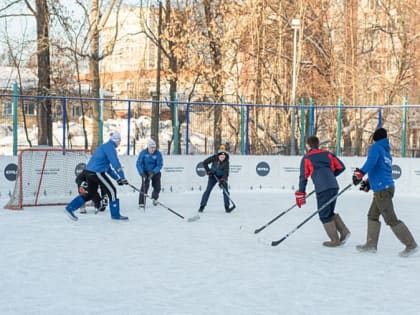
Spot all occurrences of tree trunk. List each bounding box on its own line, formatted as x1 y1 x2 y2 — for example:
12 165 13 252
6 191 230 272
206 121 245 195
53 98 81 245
89 0 101 151
36 0 52 146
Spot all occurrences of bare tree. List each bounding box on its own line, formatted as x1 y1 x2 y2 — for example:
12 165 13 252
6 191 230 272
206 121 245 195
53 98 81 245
23 0 52 145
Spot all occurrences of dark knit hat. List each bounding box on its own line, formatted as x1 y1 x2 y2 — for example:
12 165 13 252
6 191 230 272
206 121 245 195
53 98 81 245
372 128 387 142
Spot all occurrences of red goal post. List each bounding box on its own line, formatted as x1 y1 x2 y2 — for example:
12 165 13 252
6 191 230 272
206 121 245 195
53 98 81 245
4 148 90 210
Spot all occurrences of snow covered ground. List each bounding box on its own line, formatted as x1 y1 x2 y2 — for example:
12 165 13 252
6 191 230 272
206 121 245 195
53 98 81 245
1 188 419 315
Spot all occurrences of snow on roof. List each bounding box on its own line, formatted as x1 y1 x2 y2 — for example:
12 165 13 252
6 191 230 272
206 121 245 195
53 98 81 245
0 66 38 90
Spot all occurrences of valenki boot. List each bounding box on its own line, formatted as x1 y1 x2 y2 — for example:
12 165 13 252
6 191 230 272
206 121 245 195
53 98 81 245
333 213 351 244
322 220 341 247
391 222 418 257
356 219 380 253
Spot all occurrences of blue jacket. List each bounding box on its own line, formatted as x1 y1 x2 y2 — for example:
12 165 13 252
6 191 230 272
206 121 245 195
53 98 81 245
86 140 125 180
360 138 394 192
136 148 163 175
298 149 345 193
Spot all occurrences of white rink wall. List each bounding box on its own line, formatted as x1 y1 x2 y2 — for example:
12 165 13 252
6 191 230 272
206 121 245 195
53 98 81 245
1 154 420 204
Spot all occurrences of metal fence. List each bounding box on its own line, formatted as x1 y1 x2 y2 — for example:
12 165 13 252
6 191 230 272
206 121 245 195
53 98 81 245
1 93 420 157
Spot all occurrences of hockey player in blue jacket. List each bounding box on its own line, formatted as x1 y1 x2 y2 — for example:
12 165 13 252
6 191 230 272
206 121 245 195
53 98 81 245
64 131 129 221
136 139 163 208
353 127 417 257
295 135 350 247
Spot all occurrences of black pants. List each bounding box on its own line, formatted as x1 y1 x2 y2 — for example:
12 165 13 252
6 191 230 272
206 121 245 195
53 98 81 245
139 172 161 205
316 188 338 224
84 171 118 202
200 176 230 210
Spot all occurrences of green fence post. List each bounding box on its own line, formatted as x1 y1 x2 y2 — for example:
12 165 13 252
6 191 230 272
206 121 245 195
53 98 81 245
309 97 314 136
240 96 245 155
12 82 18 156
300 98 305 155
336 98 342 156
402 96 407 157
173 93 179 154
99 88 104 145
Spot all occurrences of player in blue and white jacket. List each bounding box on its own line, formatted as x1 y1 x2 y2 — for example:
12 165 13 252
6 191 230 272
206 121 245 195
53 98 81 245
353 127 417 256
64 131 129 221
295 135 350 247
136 139 163 208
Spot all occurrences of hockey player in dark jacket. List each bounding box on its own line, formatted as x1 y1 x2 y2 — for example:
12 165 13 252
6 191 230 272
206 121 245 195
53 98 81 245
353 127 417 257
198 146 232 213
295 135 350 247
75 169 107 213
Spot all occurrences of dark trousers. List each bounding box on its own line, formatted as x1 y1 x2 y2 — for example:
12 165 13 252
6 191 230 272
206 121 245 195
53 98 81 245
85 171 117 202
368 187 400 227
139 172 161 205
317 188 338 223
200 176 230 210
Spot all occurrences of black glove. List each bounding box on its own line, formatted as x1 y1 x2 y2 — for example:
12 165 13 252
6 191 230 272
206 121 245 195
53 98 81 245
360 180 370 192
117 178 128 186
218 178 226 188
147 171 155 180
207 170 215 176
352 168 365 185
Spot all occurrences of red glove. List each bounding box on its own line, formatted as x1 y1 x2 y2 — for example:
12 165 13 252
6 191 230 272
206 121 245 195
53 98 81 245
352 168 365 185
295 191 306 208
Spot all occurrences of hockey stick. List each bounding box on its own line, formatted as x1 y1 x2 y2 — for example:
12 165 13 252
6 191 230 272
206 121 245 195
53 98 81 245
128 183 184 219
214 175 236 212
252 190 316 234
140 175 146 211
268 183 351 246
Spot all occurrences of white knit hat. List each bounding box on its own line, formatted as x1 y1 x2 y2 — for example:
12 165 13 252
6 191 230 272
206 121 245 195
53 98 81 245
110 131 121 142
148 139 156 148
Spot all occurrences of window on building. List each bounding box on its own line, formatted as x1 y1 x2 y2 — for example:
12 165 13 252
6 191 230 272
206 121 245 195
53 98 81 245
2 102 13 116
24 102 36 116
54 104 63 119
72 104 82 117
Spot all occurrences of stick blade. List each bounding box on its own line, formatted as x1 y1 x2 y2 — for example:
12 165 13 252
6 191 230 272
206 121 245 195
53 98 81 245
187 214 200 222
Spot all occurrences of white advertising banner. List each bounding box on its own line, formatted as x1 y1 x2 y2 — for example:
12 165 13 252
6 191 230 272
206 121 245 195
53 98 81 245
0 156 18 200
1 154 419 202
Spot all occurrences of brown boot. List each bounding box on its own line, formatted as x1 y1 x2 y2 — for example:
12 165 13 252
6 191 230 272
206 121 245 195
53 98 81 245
322 220 341 247
334 213 351 244
391 222 418 257
356 219 380 253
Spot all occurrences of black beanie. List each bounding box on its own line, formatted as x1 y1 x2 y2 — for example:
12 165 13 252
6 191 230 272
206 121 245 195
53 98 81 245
372 128 387 142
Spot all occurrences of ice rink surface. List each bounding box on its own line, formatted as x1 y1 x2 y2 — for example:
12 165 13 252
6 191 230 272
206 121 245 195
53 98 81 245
1 188 419 315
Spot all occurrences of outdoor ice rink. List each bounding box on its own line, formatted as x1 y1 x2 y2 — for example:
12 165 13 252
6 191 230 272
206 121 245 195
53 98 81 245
1 188 419 315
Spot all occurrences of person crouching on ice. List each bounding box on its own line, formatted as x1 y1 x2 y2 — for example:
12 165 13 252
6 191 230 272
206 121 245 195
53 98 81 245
75 169 106 214
295 135 350 247
64 131 129 221
198 145 232 213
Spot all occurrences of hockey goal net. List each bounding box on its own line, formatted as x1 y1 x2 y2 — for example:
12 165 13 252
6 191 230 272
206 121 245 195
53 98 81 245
4 148 90 210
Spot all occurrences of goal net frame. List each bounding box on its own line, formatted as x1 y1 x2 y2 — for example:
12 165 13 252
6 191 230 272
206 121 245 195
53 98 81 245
4 148 90 210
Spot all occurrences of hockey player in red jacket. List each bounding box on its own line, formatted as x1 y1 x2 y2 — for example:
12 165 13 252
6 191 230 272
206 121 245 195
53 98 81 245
295 135 350 247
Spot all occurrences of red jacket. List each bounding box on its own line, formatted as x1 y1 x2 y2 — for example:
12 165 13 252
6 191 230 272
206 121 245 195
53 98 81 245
298 149 345 193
